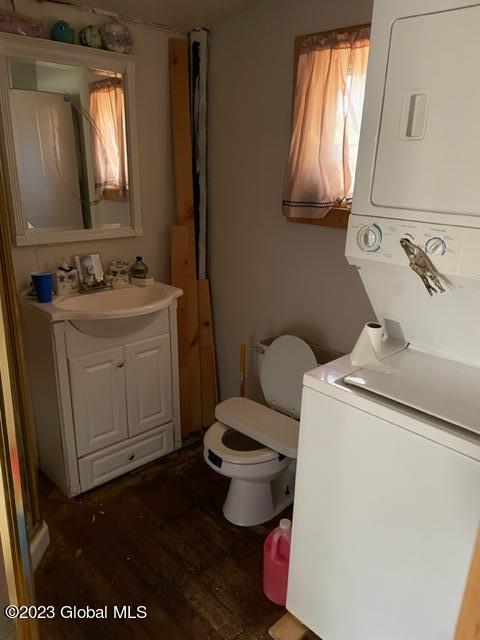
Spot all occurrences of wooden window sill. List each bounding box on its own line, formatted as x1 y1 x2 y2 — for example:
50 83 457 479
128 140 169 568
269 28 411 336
286 206 350 229
101 189 129 202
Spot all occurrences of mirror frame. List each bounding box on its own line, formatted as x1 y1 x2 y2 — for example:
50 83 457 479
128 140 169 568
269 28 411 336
0 31 143 246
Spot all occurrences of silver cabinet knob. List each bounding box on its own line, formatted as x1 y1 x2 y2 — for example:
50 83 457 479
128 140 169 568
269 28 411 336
117 361 125 368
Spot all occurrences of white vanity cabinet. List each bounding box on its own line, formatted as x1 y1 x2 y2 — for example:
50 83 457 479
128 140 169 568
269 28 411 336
21 291 182 497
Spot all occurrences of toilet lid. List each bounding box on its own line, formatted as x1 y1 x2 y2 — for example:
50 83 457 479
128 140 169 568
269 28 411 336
260 335 317 418
215 397 299 458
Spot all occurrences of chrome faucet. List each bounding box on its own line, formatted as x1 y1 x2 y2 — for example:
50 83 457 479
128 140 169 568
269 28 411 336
79 277 113 294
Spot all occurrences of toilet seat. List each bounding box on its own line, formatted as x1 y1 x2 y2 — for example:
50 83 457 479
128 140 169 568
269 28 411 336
216 397 299 459
204 422 278 465
260 335 317 418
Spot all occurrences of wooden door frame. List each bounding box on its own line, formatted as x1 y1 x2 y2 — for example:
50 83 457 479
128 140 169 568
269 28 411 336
0 158 41 537
0 157 38 636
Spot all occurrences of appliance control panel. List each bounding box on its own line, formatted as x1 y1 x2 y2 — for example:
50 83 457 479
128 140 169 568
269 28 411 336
346 215 480 279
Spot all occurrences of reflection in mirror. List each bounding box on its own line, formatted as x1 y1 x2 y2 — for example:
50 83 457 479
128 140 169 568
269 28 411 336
8 57 131 232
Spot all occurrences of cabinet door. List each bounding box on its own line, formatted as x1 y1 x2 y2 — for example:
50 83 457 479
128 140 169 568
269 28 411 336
125 335 172 436
69 347 128 457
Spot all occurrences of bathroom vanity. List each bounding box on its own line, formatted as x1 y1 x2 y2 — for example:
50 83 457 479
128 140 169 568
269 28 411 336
21 283 182 497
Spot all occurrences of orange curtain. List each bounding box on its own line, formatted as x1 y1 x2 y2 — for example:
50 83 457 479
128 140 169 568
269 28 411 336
283 27 370 219
89 77 128 200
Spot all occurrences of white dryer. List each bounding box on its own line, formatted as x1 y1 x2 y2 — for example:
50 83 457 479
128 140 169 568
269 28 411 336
355 0 480 228
287 1 480 638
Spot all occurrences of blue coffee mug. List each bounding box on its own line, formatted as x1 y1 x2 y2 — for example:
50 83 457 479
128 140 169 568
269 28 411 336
31 272 54 303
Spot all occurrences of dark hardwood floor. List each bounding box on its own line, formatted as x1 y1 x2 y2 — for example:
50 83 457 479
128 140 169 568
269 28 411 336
35 440 317 639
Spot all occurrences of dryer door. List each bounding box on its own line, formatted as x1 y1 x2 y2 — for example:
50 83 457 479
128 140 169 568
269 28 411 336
372 5 480 218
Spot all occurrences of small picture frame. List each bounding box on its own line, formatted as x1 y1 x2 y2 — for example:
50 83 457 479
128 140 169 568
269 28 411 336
74 254 105 288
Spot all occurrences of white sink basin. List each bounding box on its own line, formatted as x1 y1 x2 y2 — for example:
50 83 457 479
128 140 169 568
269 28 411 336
22 282 183 321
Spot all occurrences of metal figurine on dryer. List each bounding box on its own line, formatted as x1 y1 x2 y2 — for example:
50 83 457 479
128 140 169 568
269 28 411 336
400 237 446 296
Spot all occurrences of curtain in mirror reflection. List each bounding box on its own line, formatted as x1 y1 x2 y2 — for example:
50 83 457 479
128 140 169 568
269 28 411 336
89 77 129 201
7 55 134 234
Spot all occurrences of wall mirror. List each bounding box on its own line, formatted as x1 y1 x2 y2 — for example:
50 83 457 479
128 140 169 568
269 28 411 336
0 33 142 245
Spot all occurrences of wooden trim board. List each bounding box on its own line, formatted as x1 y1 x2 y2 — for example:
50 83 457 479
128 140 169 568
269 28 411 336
171 224 202 437
269 613 309 640
455 528 480 640
169 38 203 437
287 206 350 229
169 37 218 436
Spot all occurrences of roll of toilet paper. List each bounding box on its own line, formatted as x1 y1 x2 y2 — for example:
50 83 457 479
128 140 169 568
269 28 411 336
366 322 383 353
351 322 384 368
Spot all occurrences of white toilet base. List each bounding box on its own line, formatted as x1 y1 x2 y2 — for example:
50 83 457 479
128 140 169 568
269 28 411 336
223 462 296 527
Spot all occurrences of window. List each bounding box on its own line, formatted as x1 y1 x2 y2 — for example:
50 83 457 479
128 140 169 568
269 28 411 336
283 25 370 228
89 77 128 200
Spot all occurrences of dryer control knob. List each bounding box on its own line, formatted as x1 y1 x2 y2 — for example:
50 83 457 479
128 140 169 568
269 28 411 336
357 224 382 253
425 237 446 256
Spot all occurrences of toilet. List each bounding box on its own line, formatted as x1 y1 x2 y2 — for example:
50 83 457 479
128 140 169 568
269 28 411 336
203 335 317 526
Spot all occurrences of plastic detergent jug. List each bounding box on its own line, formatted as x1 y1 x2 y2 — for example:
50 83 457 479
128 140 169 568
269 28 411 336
263 518 291 605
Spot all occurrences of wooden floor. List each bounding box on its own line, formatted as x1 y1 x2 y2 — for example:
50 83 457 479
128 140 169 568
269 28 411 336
35 441 318 640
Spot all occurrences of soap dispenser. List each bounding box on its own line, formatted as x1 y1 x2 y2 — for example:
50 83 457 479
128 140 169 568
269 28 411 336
130 257 153 286
131 256 148 278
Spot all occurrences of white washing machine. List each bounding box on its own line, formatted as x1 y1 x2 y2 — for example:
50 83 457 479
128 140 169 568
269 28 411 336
287 0 480 638
288 350 480 640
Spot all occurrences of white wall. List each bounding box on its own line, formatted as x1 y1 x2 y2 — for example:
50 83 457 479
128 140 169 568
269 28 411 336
10 0 179 289
209 0 375 400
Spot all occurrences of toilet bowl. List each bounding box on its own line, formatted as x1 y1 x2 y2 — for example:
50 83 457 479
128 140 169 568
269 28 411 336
203 335 317 526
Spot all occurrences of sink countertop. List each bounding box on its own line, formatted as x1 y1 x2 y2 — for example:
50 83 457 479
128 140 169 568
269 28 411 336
20 282 183 321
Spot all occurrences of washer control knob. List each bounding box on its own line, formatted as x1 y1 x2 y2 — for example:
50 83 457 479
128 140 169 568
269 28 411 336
357 224 382 253
425 237 446 256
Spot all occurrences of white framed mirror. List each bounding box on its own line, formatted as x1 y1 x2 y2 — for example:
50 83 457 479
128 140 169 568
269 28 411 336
0 32 142 246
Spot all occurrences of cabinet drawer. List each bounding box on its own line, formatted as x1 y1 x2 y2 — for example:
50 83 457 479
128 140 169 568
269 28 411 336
78 423 174 492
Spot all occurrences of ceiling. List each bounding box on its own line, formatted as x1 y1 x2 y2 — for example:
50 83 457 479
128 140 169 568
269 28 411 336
84 0 262 32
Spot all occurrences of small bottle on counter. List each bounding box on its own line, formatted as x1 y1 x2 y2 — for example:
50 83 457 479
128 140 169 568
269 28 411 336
130 257 154 286
131 256 148 279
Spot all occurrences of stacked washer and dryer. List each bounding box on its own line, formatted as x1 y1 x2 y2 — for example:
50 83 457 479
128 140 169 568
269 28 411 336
287 1 480 639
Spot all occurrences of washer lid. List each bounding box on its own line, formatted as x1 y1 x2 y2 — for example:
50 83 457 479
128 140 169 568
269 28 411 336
344 348 480 436
260 335 317 418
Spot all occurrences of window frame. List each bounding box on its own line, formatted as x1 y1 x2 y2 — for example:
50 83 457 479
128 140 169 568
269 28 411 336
287 23 371 230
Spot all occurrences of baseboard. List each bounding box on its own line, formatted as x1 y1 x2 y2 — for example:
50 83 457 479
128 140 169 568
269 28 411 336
30 521 50 571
